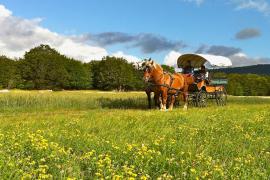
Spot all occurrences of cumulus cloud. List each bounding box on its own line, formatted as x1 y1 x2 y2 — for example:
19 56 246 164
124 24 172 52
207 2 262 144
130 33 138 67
189 45 270 67
0 4 107 62
111 51 141 63
229 53 270 67
77 32 187 54
196 45 242 57
163 51 182 71
230 0 270 16
0 4 11 17
235 28 261 40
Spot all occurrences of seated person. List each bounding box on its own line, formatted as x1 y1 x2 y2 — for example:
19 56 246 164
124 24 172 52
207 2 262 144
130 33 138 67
199 65 206 76
193 65 206 80
197 65 209 83
182 60 194 74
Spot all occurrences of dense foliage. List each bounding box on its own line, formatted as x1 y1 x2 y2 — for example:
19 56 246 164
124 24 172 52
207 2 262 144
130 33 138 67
0 56 21 89
161 64 175 73
0 44 269 95
0 45 143 91
90 56 144 91
211 72 270 96
19 45 70 90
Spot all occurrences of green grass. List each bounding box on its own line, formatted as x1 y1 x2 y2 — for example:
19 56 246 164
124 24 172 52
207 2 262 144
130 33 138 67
0 90 269 179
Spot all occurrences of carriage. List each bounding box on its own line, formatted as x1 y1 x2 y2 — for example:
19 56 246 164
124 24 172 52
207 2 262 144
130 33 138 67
177 54 232 107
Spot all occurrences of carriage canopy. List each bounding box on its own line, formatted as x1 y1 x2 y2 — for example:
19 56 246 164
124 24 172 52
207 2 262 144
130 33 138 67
177 54 232 68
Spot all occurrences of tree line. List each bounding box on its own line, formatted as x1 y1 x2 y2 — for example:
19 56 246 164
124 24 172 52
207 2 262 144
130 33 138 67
211 72 270 96
226 74 270 96
0 44 269 95
0 45 146 91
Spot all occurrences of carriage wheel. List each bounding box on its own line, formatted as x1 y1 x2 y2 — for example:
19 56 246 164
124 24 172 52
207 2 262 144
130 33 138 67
216 89 227 106
196 90 207 107
188 93 197 107
215 91 221 105
219 89 227 106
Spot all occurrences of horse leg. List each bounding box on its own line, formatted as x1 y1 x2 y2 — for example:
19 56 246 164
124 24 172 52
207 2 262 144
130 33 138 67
161 90 168 111
169 95 175 111
183 92 188 111
160 92 164 110
166 95 171 109
147 91 152 109
153 92 159 109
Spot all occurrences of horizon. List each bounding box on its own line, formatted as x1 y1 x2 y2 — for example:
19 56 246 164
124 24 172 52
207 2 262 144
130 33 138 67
0 0 270 68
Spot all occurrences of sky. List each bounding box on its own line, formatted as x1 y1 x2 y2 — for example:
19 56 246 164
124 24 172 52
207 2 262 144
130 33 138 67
0 0 270 67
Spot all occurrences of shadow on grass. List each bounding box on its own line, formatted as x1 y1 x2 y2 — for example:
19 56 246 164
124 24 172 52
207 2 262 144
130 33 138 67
98 97 149 109
98 97 186 110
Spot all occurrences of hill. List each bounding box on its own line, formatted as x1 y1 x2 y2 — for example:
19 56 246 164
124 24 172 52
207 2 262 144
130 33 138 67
212 64 270 75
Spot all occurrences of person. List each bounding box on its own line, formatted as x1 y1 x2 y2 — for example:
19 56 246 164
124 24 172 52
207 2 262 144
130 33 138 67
183 60 194 74
199 65 209 78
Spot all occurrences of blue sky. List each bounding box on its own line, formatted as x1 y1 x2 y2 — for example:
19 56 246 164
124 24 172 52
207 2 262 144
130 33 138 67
0 0 270 66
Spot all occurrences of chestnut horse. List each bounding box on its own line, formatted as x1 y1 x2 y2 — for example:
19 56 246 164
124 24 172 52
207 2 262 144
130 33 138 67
142 59 189 110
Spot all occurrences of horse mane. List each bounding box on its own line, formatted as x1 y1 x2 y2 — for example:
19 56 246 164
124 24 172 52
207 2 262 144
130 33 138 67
153 62 163 72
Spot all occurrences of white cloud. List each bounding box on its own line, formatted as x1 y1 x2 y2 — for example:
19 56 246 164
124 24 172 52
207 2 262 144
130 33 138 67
0 4 11 17
233 52 247 58
230 0 270 16
0 4 108 62
182 0 270 15
57 39 107 61
183 0 204 6
164 50 270 68
163 51 182 71
111 51 141 63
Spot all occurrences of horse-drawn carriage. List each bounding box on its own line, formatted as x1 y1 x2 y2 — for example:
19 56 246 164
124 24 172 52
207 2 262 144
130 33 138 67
142 54 232 110
177 54 232 107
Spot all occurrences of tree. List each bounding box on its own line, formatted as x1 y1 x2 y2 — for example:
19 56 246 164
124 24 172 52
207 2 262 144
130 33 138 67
87 60 102 89
227 73 270 96
94 56 143 91
64 58 92 89
161 65 175 73
19 44 69 89
0 56 21 89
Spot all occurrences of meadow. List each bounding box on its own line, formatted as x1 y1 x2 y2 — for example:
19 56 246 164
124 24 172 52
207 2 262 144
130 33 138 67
0 90 269 179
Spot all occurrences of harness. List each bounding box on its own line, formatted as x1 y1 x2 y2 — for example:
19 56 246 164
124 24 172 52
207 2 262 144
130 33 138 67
147 72 183 96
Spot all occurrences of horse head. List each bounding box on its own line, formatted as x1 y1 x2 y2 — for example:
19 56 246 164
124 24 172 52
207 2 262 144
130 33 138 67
142 59 163 82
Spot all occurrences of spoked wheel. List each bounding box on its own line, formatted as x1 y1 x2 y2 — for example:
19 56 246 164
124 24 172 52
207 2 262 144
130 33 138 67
196 90 208 107
187 93 197 107
216 89 227 106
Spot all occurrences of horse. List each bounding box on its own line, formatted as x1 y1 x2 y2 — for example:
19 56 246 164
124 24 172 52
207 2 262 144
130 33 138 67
142 59 189 111
145 73 184 109
134 61 161 109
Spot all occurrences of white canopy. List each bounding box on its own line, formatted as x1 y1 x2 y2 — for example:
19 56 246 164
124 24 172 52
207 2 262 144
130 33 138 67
177 54 232 68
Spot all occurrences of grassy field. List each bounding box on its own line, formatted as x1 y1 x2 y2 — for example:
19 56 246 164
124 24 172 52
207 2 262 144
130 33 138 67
0 90 269 179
